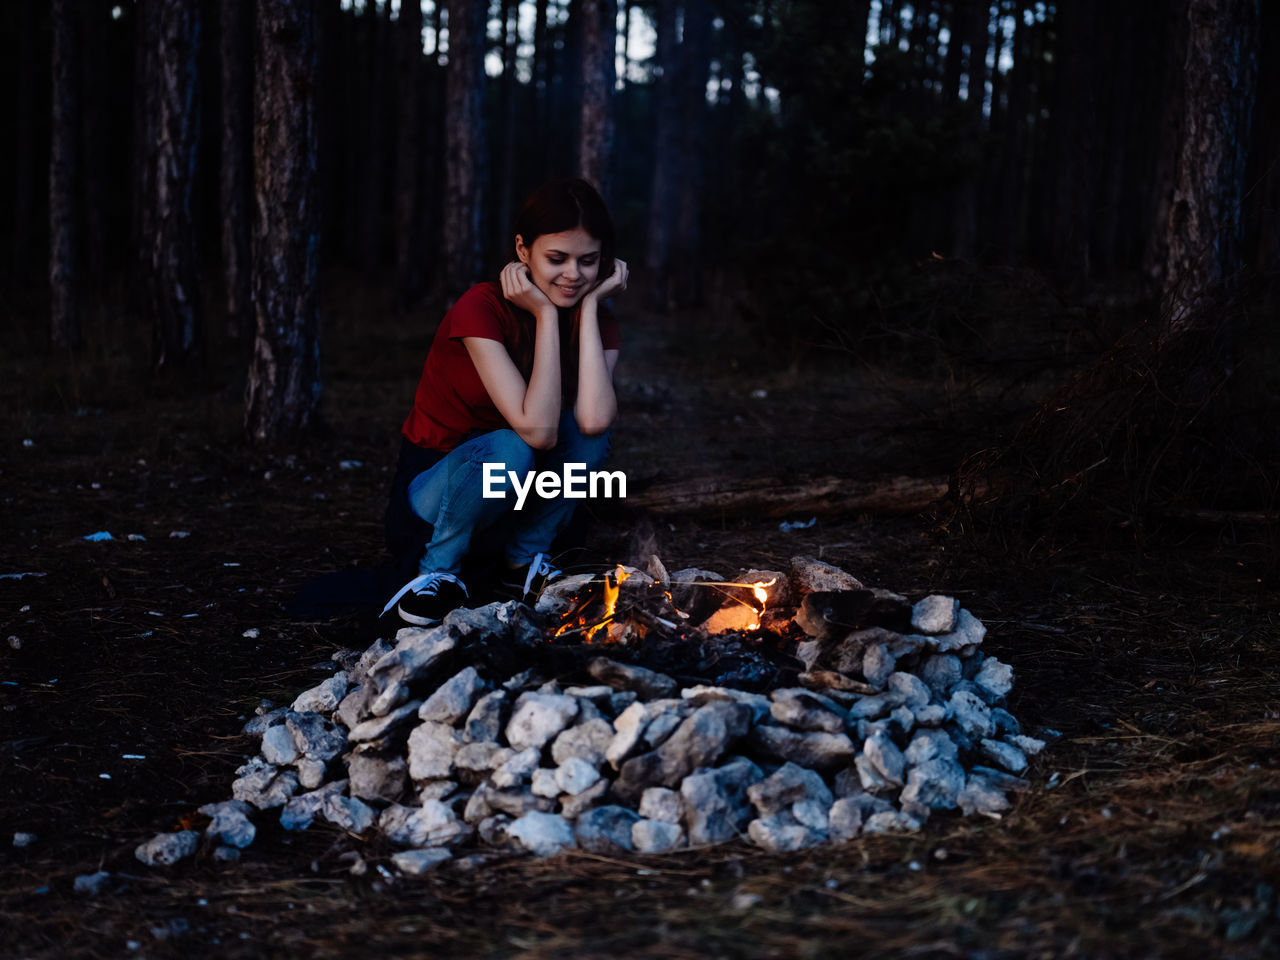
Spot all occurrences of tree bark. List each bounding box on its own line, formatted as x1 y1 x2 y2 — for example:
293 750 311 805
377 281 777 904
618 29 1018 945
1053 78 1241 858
1141 1 1191 295
643 0 679 311
12 0 37 277
50 0 81 351
355 1 388 274
441 0 489 298
951 0 990 260
245 0 322 446
142 0 205 371
578 0 617 200
395 0 426 302
494 0 520 258
671 0 713 306
221 0 254 340
1161 0 1261 333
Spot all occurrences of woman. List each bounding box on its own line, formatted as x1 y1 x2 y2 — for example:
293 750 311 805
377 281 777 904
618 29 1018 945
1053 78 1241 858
382 178 627 626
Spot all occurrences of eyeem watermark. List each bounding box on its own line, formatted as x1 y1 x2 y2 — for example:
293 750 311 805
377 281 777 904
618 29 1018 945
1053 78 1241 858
482 462 627 511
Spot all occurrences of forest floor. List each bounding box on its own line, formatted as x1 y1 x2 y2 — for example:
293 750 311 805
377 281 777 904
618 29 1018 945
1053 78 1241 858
2 273 1278 959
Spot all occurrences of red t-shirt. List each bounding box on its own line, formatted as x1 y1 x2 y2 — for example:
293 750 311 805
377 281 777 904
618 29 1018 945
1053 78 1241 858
401 282 621 452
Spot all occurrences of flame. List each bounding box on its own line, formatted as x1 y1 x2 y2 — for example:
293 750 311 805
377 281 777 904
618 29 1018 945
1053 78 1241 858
553 564 632 642
744 577 776 631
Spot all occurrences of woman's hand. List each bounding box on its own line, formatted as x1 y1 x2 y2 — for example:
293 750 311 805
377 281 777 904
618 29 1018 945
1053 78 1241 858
500 261 555 315
585 258 628 304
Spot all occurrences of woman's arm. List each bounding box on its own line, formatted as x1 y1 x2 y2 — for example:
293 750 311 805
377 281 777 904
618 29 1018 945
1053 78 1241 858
464 263 563 450
574 259 628 434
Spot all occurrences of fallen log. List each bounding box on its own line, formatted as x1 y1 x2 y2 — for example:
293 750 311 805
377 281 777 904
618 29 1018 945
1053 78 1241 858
626 474 954 518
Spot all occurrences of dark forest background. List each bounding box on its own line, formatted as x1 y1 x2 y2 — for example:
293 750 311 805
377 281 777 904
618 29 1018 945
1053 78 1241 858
3 0 1278 533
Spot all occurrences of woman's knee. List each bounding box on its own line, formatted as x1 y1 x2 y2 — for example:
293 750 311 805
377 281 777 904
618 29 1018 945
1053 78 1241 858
482 429 536 475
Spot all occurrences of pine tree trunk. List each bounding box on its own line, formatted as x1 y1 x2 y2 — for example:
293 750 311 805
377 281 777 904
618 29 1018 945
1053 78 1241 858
1045 0 1099 279
79 0 110 290
441 0 489 298
578 0 616 200
1142 1 1191 295
144 0 204 371
1161 0 1261 333
995 0 1030 262
644 0 679 311
221 0 254 340
245 0 322 446
495 0 520 256
671 0 712 306
1250 0 1279 308
951 0 989 261
395 0 426 302
12 0 37 277
50 0 81 351
356 1 388 274
533 0 550 180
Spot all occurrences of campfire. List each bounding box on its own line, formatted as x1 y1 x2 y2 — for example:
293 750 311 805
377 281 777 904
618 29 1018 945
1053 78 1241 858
133 556 1052 871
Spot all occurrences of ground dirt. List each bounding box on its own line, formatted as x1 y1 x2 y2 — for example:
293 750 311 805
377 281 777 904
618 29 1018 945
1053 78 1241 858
2 280 1278 959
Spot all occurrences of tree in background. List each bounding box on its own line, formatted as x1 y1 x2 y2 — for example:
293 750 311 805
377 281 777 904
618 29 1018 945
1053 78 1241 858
578 0 617 200
221 0 254 342
245 0 322 445
49 0 80 351
441 0 489 297
395 0 428 303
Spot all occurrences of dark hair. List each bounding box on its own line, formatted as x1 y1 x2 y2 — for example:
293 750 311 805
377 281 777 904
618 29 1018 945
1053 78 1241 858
502 178 616 390
511 177 616 282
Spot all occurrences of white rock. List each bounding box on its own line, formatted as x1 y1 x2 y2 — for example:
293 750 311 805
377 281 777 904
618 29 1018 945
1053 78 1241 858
13 832 36 848
380 799 472 847
792 799 829 831
920 655 963 697
974 658 1014 700
347 698 423 742
904 729 960 765
407 721 464 780
554 757 601 795
135 830 199 866
862 643 895 689
947 689 994 739
291 672 349 714
491 746 542 789
575 805 639 854
748 815 823 851
507 811 576 857
418 666 488 724
505 693 580 751
261 724 299 765
318 794 376 834
979 738 1028 774
391 848 453 875
863 732 905 786
863 811 922 834
886 672 931 710
551 718 616 766
1006 733 1045 756
531 768 560 798
279 780 348 831
681 686 771 723
232 758 299 810
639 787 683 824
788 556 863 596
605 701 652 768
911 595 959 634
198 800 256 848
827 798 863 841
296 759 327 790
74 871 112 895
957 777 1010 818
632 819 685 853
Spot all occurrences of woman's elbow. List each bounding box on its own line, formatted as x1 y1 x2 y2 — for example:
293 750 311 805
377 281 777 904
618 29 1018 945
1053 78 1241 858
523 427 558 450
575 414 614 437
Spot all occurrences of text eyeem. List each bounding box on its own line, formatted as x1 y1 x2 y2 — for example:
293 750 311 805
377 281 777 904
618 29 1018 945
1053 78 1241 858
482 462 627 511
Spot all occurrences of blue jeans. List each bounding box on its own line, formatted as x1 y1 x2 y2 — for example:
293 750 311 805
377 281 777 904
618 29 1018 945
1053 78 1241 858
406 409 612 577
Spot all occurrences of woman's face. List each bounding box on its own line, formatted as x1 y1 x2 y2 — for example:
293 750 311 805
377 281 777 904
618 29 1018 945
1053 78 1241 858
516 227 602 309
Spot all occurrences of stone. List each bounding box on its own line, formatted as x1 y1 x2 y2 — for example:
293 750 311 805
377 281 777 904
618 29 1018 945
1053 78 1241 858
588 657 678 699
575 805 640 854
642 711 686 749
863 811 922 834
919 655 963 698
318 794 377 834
788 556 863 597
609 691 639 715
748 815 824 852
12 832 36 848
535 572 597 618
335 684 375 732
212 846 240 862
899 757 965 810
680 757 763 846
614 702 754 801
135 830 199 867
292 671 349 715
551 718 616 767
969 766 1030 791
886 672 931 710
746 725 856 770
746 762 834 817
407 722 464 780
351 638 394 688
555 757 601 796
947 690 994 740
486 600 545 647
531 768 560 798
347 750 409 802
347 698 423 743
477 815 512 846
929 608 987 654
261 724 300 765
392 848 452 874
418 779 460 802
904 729 960 765
911 595 959 634
990 707 1021 736
832 767 864 799
632 819 685 853
914 704 947 727
863 732 906 786
368 627 457 715
463 784 493 823
847 693 895 720
605 701 652 768
464 690 508 743
853 754 896 794
979 738 1028 774
74 871 112 895
957 777 1010 818
296 759 327 790
243 706 288 735
639 787 683 823
505 693 580 752
1006 733 1045 755
454 740 509 773
486 787 555 819
286 711 348 763
827 798 863 841
380 799 472 847
198 800 256 848
889 705 915 736
507 811 576 857
564 684 616 702
792 798 829 831
491 746 542 789
768 688 847 733
419 666 489 724
973 658 1014 701
862 643 895 689
559 777 609 819
232 758 300 810
279 780 347 831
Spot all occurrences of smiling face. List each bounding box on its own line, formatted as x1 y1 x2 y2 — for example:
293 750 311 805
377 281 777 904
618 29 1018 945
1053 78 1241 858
515 227 602 309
